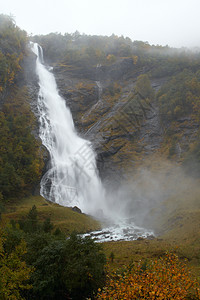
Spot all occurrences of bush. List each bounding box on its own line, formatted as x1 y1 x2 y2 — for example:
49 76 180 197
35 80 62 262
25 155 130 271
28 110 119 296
96 253 200 299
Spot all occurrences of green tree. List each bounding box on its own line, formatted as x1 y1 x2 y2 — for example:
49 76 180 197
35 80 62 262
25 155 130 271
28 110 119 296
135 74 154 100
64 233 106 299
18 205 39 233
2 209 106 299
30 233 106 299
42 217 54 233
0 231 33 299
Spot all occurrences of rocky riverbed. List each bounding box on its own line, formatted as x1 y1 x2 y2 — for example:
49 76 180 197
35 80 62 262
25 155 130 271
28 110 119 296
82 219 154 242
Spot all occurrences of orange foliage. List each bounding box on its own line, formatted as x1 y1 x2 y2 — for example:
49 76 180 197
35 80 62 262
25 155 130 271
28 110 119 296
96 253 200 299
132 55 138 64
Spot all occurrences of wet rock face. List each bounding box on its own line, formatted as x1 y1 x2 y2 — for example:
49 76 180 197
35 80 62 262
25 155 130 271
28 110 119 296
53 68 99 127
138 100 164 155
0 89 8 108
23 50 49 181
48 59 166 181
22 49 40 119
24 48 198 186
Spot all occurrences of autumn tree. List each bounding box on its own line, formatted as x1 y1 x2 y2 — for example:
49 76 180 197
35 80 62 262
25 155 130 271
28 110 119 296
0 14 44 201
0 230 33 299
96 253 200 299
157 69 200 121
0 14 27 92
135 74 154 101
0 87 44 200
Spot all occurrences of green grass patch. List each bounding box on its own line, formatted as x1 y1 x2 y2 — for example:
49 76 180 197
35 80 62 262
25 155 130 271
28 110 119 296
103 236 200 280
2 195 101 235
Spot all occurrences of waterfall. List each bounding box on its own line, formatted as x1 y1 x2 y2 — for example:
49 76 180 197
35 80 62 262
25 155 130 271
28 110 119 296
81 80 103 121
31 43 105 215
30 43 155 240
95 81 102 101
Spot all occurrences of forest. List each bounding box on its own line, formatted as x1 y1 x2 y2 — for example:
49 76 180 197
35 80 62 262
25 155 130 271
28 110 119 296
1 13 200 299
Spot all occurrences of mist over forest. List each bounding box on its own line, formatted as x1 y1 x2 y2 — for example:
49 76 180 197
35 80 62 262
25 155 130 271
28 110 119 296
1 13 200 299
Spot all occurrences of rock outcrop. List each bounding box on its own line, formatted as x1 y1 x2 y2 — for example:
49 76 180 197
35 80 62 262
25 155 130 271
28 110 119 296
24 47 199 186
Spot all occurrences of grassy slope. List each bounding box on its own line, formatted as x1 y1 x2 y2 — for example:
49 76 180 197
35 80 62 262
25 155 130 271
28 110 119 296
2 195 100 235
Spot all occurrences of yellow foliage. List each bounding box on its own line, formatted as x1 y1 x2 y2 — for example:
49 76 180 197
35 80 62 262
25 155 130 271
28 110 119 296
106 54 116 64
96 253 200 299
132 55 138 64
0 231 33 299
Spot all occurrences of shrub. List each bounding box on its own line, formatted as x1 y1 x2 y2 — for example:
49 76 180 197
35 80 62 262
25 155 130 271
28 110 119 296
96 253 200 299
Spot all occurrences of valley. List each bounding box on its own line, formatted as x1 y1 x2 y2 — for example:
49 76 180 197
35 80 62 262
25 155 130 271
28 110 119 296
1 14 200 299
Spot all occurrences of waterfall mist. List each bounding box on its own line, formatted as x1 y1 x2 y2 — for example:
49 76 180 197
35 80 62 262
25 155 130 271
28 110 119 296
107 157 200 232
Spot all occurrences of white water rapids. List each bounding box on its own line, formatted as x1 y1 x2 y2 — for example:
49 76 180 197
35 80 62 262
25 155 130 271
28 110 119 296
31 42 154 241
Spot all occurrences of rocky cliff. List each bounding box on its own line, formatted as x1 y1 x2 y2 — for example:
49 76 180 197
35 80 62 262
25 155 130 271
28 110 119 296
25 44 200 186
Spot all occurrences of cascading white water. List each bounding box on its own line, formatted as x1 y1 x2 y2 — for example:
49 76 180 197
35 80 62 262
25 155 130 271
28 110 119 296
30 42 154 240
31 42 105 215
95 81 103 101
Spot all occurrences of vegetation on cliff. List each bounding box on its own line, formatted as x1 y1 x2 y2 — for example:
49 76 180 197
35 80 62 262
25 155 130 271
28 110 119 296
33 31 200 82
0 14 27 92
158 69 200 121
0 15 44 202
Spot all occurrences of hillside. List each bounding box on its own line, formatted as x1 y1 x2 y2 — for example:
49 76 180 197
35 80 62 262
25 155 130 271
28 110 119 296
3 195 100 234
0 15 44 202
1 14 200 299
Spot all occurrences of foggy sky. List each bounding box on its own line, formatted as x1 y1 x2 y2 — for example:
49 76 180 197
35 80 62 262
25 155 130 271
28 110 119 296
1 0 200 48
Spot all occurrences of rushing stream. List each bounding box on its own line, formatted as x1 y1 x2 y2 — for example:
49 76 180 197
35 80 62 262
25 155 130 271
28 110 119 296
82 219 154 242
31 42 154 241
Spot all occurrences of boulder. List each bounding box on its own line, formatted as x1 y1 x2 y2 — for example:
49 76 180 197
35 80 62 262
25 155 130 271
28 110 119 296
72 206 82 214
